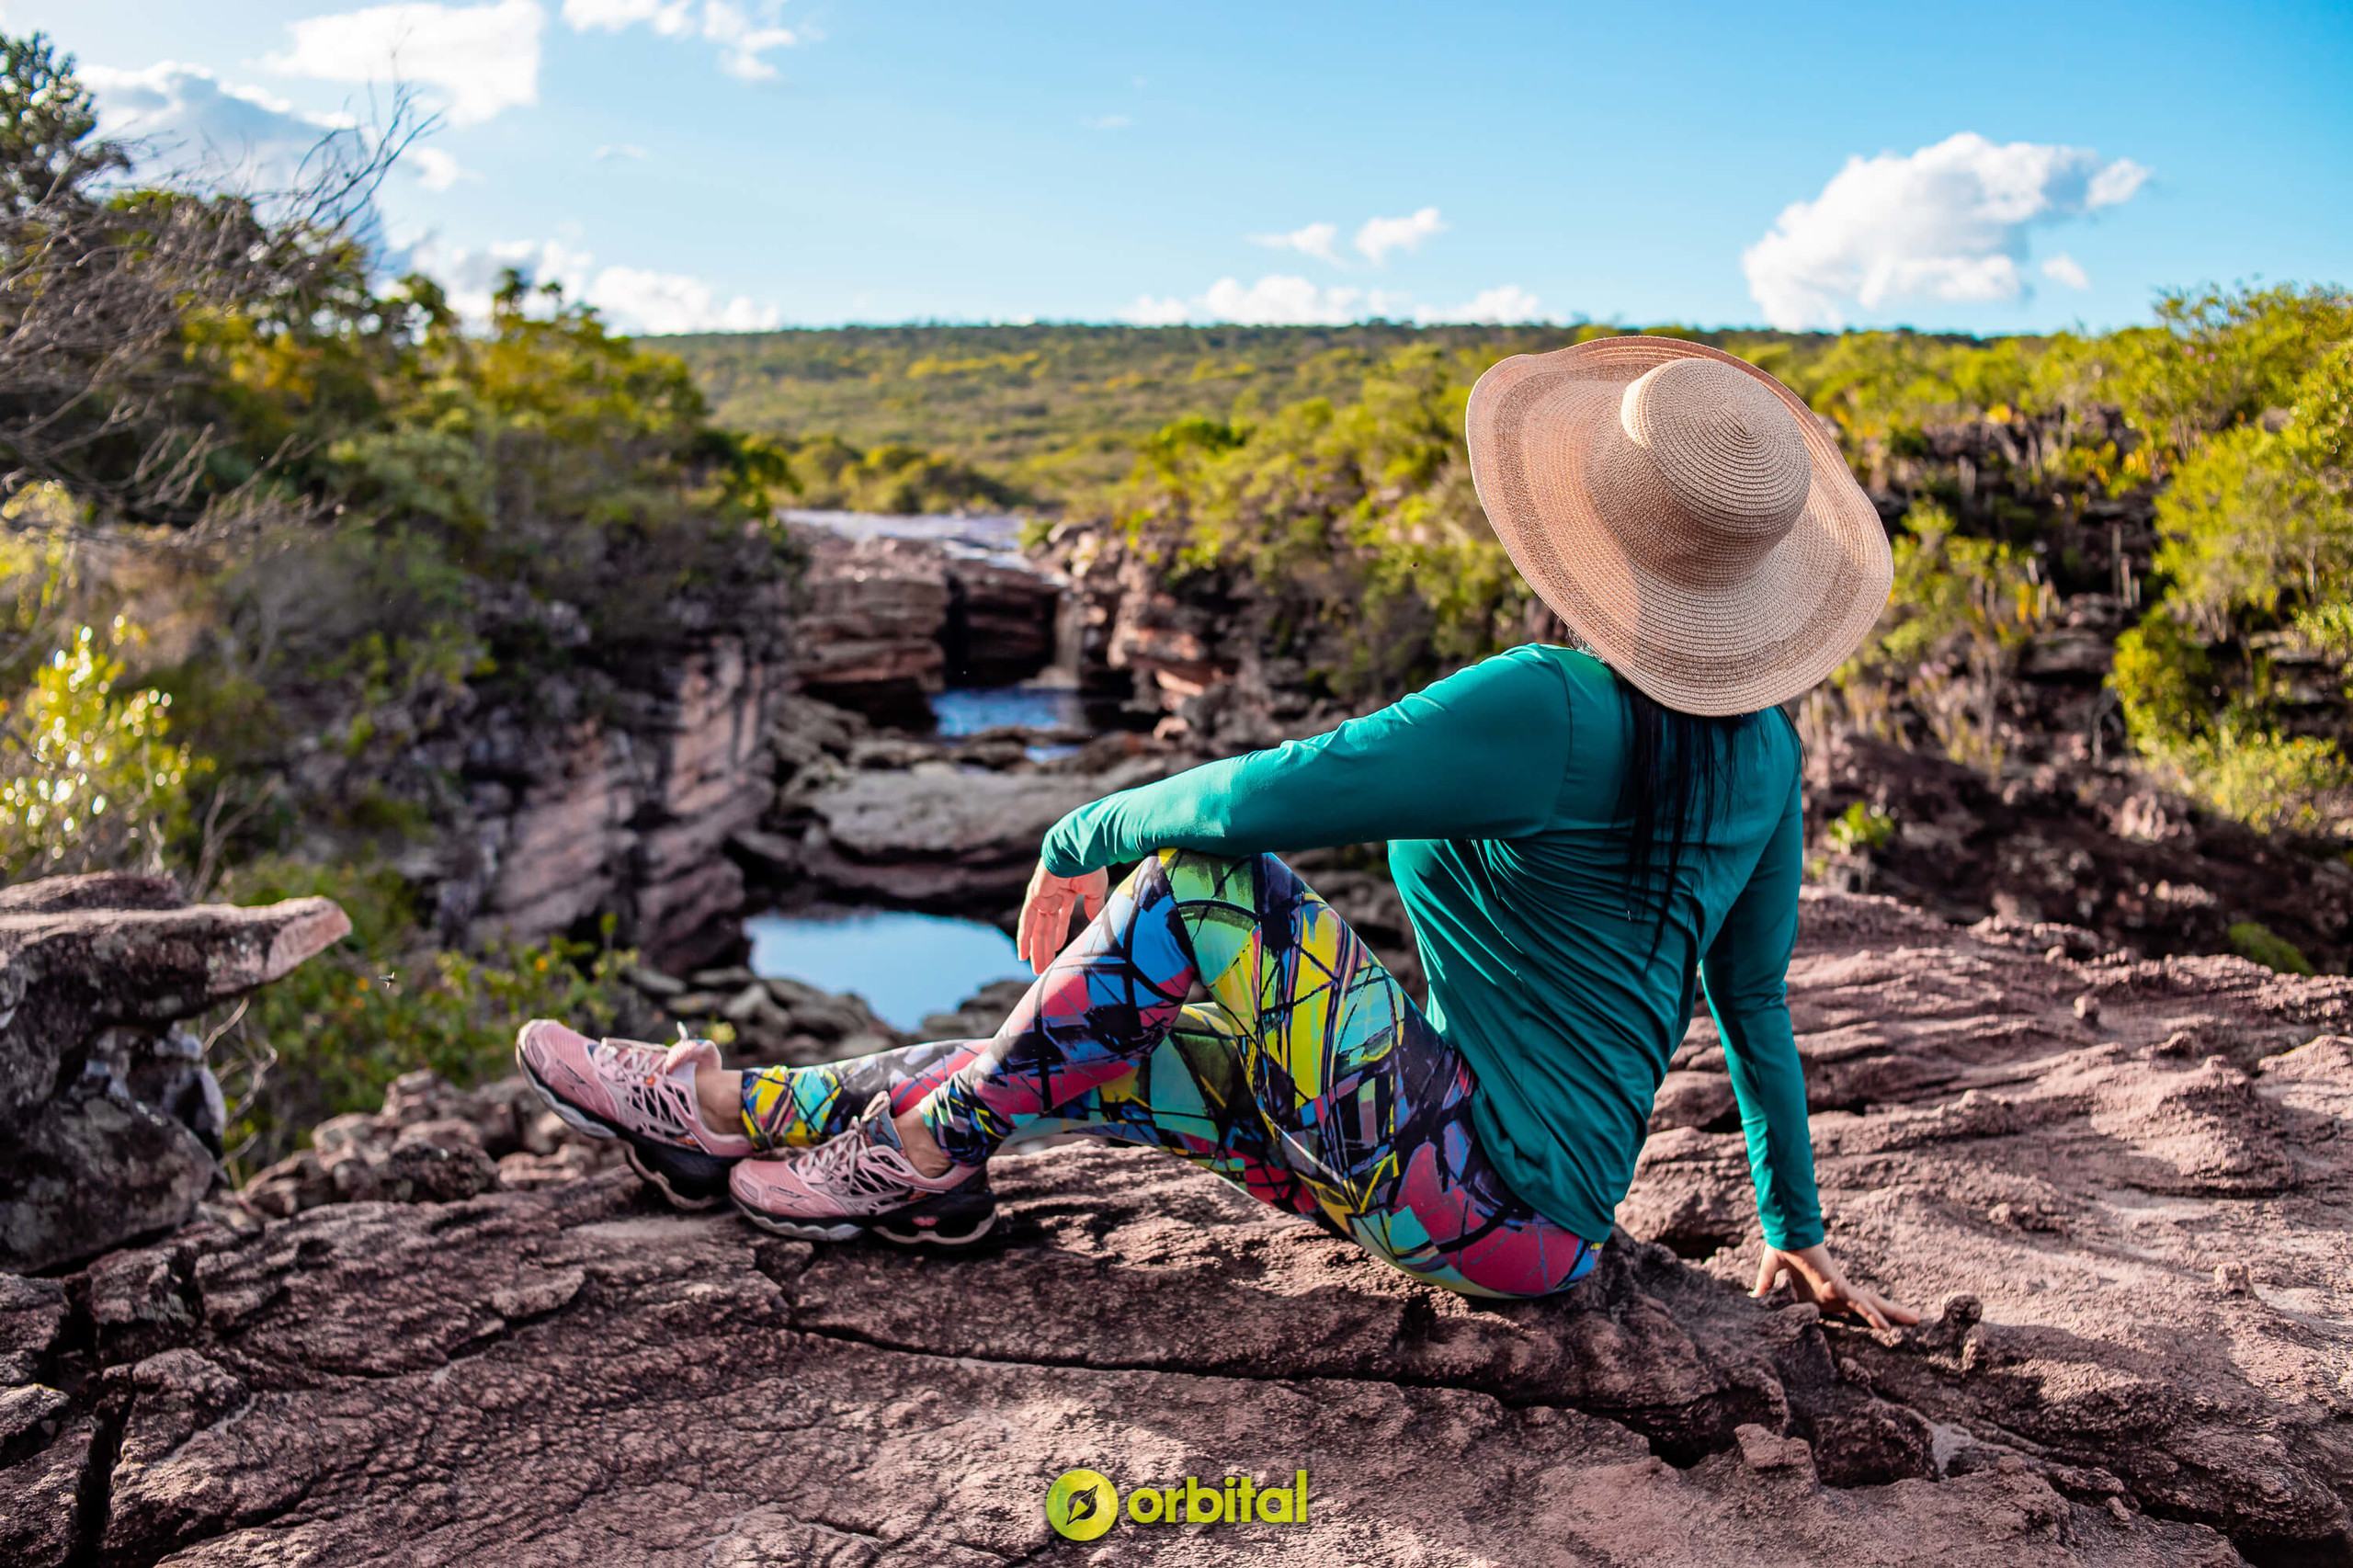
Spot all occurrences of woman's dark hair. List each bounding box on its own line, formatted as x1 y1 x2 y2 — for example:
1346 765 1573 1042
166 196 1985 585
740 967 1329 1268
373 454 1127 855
1613 671 1747 960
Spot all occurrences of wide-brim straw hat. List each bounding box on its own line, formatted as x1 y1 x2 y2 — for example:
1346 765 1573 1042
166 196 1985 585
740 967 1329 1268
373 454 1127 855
1466 335 1893 717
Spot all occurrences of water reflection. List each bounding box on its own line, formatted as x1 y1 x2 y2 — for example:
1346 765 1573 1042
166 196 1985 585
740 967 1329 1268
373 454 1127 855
745 905 1032 1032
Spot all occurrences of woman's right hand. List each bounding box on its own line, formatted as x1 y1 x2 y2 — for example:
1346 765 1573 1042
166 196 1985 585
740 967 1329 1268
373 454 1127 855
1752 1242 1919 1331
1017 860 1108 973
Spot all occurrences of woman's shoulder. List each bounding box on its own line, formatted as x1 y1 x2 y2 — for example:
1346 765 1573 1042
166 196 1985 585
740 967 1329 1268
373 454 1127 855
1417 643 1597 715
1479 642 1620 708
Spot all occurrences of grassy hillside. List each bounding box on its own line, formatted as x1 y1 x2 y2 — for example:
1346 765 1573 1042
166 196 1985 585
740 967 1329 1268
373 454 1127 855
663 322 1859 504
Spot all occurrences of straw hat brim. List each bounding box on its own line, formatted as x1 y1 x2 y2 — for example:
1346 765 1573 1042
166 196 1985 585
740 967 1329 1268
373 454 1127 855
1466 336 1893 717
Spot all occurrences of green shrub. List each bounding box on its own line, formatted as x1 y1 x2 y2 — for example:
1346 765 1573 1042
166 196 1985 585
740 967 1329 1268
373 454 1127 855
2168 726 2351 834
1114 342 1536 700
0 620 200 879
208 859 642 1176
1824 801 1895 854
2227 919 2314 976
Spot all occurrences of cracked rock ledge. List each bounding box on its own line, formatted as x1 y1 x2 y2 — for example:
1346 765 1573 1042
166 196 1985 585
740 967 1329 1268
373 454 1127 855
4 881 2352 1565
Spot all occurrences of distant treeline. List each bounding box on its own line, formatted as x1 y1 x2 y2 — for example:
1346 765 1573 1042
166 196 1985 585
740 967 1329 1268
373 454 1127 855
663 321 1946 504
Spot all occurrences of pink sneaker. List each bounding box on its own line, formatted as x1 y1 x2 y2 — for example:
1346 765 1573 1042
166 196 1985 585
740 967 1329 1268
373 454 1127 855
730 1091 995 1247
515 1019 752 1210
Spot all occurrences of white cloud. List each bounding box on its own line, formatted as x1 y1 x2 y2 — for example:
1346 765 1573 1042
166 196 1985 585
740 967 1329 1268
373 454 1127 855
413 235 780 333
590 265 781 332
269 0 545 125
1122 275 1408 326
564 0 796 80
84 62 353 187
1354 206 1445 266
1741 131 2151 330
1248 221 1342 266
1118 294 1190 327
2088 160 2152 209
700 0 797 80
1082 114 1131 131
1415 284 1551 324
404 144 477 190
595 142 649 160
1123 271 1540 327
1202 275 1407 324
563 0 691 32
90 62 480 205
2041 252 2092 290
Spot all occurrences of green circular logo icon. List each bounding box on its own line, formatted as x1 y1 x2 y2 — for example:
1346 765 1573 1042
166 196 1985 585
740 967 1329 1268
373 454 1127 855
1046 1468 1119 1540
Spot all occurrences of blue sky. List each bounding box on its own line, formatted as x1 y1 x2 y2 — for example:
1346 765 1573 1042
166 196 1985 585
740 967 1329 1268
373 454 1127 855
22 0 2353 335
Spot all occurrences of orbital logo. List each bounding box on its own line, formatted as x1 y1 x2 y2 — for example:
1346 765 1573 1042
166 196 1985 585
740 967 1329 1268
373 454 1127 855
1044 1469 1119 1540
1045 1468 1311 1536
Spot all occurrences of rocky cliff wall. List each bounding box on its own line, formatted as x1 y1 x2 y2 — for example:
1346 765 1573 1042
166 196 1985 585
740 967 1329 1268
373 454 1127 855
449 635 780 971
411 527 1067 970
789 526 1064 719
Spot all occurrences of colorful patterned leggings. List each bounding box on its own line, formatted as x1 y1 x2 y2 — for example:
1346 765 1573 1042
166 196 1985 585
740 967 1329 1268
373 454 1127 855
739 849 1598 1299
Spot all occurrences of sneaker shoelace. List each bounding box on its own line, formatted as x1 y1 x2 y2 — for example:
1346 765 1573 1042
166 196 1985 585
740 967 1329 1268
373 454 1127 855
800 1118 917 1201
589 1038 693 1139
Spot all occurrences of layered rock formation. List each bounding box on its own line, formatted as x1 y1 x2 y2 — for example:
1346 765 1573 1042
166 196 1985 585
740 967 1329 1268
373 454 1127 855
6 886 2353 1563
0 874 349 1275
369 524 1071 971
452 634 781 971
790 526 1063 718
754 690 1189 914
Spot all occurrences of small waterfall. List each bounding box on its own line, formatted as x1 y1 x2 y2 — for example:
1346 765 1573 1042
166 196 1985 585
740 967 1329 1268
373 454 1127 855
1038 581 1086 690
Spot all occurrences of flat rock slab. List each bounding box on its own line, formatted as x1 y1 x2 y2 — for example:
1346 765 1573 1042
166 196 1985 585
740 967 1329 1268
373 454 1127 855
11 887 2353 1563
7 1153 2233 1568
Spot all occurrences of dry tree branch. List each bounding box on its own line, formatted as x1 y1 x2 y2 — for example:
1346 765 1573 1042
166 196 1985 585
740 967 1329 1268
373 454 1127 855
0 85 435 527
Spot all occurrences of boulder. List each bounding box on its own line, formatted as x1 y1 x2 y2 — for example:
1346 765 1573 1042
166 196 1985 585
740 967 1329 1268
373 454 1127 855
799 767 1108 907
0 876 349 1273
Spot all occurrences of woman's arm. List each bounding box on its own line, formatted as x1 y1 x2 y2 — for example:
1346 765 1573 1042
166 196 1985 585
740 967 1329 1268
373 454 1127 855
1040 647 1574 877
1697 769 1822 1251
1699 768 1915 1328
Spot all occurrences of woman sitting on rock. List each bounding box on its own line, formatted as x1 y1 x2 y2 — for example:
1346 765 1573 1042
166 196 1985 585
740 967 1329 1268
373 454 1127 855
519 338 1917 1324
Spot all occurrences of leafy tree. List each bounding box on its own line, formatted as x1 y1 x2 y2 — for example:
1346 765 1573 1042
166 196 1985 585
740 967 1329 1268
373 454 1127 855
0 31 408 523
0 31 123 215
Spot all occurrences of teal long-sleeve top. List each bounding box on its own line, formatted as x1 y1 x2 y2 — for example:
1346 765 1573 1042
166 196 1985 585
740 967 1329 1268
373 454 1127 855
1039 643 1823 1251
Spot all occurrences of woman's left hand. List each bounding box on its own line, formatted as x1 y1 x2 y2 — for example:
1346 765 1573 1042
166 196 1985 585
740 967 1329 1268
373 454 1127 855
1752 1243 1919 1331
1017 860 1108 973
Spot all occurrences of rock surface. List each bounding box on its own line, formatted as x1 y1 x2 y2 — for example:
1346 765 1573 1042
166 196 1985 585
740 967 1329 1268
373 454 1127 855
790 526 1064 718
456 634 781 971
0 874 351 1274
757 691 1190 913
7 889 2353 1562
1624 891 2353 1559
1809 730 2353 976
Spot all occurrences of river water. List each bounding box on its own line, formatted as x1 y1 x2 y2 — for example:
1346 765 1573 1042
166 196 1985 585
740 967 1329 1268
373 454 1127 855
747 675 1074 1024
751 509 1081 1027
745 905 1029 1033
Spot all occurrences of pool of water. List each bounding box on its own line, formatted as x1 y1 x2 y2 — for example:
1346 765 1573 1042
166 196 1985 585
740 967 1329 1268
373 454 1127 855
929 685 1088 736
745 906 1032 1032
